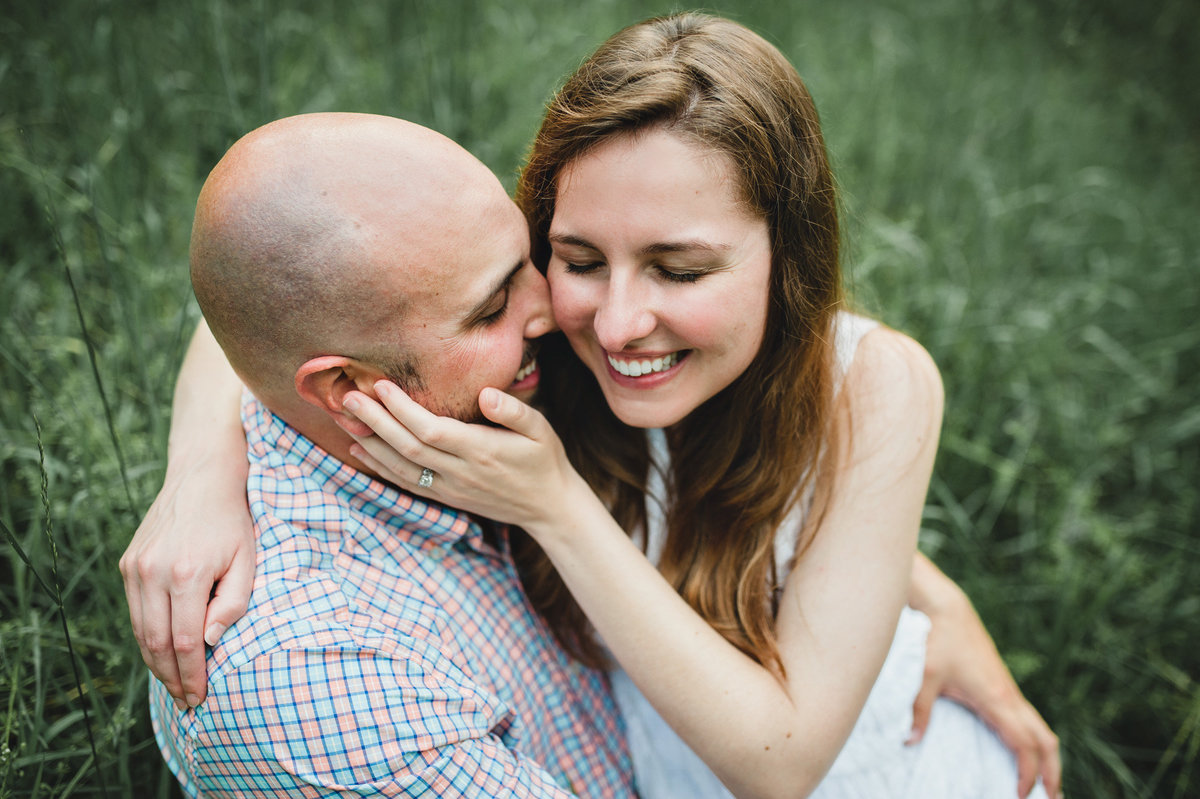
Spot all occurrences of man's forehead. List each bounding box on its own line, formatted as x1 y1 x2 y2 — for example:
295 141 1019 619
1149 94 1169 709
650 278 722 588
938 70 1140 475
379 188 528 318
395 249 523 327
451 208 530 314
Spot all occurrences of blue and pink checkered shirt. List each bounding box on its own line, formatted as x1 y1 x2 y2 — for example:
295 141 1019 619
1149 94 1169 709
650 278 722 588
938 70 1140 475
150 394 634 798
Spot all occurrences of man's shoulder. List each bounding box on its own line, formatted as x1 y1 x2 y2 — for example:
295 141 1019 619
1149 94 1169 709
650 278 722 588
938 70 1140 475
206 522 458 682
150 628 517 796
167 570 505 787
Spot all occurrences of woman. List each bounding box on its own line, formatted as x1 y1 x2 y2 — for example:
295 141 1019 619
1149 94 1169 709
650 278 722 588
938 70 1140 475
341 14 1056 799
122 13 1059 799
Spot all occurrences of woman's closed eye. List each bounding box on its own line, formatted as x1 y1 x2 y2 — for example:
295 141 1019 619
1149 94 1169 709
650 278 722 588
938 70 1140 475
560 259 707 284
561 260 604 275
655 266 703 284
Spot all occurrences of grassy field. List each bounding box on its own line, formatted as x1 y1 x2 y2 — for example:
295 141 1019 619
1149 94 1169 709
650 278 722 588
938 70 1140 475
2 0 1197 796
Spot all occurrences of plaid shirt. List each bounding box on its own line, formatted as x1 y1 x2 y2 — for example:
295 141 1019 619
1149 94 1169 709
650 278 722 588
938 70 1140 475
151 394 633 798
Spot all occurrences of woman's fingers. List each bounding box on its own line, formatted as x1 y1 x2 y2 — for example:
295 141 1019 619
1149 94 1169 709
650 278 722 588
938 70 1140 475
371 381 454 449
975 693 1060 798
1022 708 1061 798
350 436 436 494
343 388 451 463
906 668 941 744
348 444 389 481
343 382 572 531
479 387 551 440
1039 726 1062 798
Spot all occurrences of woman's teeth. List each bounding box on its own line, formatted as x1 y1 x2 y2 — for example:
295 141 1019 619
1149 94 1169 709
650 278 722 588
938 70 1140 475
514 358 537 383
607 352 680 377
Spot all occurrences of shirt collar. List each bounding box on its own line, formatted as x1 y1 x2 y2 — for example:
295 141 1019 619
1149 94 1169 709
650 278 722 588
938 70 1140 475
243 391 504 558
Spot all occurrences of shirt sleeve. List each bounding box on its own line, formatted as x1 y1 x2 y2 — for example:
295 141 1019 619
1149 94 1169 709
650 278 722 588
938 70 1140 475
183 644 579 798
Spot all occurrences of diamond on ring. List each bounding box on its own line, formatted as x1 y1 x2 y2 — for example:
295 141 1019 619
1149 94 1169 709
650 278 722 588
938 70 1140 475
418 467 435 489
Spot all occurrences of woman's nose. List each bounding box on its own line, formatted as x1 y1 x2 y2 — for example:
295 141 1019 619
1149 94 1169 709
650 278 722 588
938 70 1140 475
593 275 656 351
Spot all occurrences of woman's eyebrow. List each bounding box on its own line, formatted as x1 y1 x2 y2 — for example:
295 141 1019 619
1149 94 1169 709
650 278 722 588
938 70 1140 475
549 232 731 257
639 240 731 256
547 232 597 250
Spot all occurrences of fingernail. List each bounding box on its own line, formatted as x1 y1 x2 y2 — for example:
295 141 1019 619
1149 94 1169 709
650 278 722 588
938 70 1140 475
174 698 188 712
204 623 227 647
186 694 201 708
343 396 360 412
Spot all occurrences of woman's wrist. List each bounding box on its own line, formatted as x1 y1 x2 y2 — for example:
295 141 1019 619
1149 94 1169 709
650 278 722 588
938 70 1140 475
520 471 611 551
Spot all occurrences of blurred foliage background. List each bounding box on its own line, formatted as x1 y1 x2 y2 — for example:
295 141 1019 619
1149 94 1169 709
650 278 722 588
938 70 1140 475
2 0 1197 796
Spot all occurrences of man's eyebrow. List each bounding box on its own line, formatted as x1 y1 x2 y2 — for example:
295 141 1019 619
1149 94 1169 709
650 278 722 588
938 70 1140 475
548 232 732 257
465 260 524 321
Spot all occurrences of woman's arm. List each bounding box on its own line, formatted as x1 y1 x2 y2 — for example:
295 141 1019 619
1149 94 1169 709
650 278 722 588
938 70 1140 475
907 553 1061 797
344 327 942 799
119 320 256 708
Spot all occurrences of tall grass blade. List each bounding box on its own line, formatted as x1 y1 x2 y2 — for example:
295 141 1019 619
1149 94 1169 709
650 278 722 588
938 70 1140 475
37 162 137 516
31 413 110 799
0 517 56 601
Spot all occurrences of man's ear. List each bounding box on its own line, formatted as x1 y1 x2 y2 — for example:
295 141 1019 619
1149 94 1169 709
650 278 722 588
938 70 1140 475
294 356 384 437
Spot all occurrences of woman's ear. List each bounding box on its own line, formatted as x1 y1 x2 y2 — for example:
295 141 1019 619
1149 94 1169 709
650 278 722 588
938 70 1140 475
294 356 383 437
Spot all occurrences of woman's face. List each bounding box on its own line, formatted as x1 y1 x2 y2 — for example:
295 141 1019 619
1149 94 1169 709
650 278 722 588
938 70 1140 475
547 128 772 429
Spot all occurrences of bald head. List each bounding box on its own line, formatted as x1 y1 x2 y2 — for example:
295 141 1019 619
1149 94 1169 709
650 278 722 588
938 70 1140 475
190 113 508 405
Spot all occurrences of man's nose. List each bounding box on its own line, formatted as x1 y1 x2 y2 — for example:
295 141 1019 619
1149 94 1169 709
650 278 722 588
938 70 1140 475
593 275 655 352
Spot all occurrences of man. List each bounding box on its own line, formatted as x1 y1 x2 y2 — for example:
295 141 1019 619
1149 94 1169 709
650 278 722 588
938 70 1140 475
142 113 634 797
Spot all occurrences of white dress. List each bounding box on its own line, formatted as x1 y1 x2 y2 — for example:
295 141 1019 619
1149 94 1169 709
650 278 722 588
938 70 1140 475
611 313 1047 799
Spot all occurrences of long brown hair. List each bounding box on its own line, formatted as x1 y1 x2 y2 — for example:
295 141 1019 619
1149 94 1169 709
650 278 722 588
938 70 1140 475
513 13 844 674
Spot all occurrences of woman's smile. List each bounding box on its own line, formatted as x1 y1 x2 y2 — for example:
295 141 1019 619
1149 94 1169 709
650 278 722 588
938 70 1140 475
605 350 686 380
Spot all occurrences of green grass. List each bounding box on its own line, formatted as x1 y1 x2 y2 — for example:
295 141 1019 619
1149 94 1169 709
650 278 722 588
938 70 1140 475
2 0 1196 796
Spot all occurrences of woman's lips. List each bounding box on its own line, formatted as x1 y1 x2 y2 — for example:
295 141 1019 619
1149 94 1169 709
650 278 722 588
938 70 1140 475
603 350 689 387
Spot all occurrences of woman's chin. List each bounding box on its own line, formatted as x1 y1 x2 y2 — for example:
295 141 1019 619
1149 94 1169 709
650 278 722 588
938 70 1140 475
603 391 691 430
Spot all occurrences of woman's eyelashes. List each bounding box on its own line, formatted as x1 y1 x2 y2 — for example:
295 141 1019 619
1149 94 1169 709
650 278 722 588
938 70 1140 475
656 266 703 283
558 257 708 284
561 260 603 275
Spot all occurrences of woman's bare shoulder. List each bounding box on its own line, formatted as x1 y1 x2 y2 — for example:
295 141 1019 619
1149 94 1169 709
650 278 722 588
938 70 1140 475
842 325 944 451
